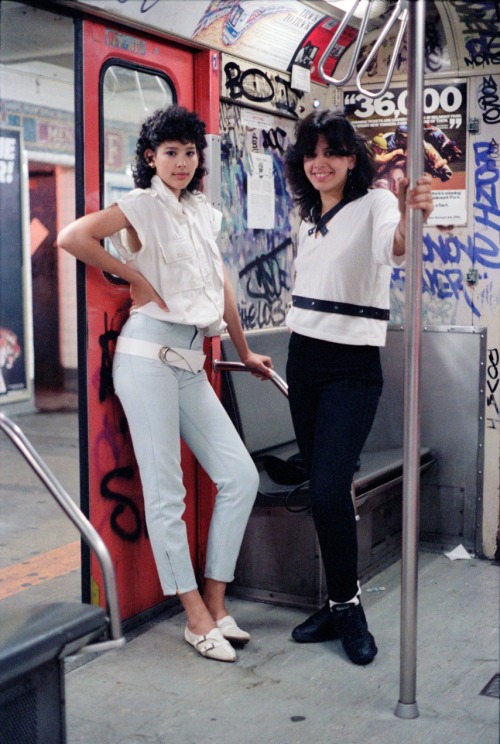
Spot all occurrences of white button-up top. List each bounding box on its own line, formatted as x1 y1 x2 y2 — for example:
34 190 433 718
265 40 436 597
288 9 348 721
286 188 403 347
110 175 226 336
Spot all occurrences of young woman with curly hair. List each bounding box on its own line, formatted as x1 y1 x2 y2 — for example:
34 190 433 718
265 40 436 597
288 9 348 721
58 105 272 663
284 110 433 665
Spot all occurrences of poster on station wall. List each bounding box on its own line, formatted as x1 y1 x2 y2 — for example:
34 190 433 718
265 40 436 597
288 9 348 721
0 126 29 402
344 81 468 226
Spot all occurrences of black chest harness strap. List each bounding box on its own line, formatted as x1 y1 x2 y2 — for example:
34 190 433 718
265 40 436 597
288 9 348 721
307 198 349 237
292 295 390 321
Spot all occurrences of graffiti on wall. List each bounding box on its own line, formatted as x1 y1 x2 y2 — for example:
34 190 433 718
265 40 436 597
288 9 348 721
93 303 145 544
453 0 500 69
219 100 300 330
221 76 500 330
344 71 500 326
390 133 500 325
478 74 500 123
487 346 499 430
222 57 303 118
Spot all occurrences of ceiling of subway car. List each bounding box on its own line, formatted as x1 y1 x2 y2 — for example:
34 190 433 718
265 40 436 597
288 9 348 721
0 0 498 81
0 0 386 71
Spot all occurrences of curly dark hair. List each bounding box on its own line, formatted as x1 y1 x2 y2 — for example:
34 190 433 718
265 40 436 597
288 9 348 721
132 105 208 191
284 110 376 223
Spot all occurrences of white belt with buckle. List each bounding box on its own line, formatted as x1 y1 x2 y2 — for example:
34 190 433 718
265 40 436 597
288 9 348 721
115 336 206 373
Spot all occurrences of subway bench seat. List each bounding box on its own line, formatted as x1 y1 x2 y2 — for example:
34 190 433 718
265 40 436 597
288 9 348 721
0 413 125 744
0 602 107 744
217 327 436 611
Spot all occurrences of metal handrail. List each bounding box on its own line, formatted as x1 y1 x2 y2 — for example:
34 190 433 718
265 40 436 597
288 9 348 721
214 360 365 520
0 413 125 654
356 0 408 98
213 359 289 397
318 0 408 98
317 0 371 87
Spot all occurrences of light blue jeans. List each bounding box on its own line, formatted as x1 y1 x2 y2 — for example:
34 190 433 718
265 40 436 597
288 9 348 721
112 313 259 595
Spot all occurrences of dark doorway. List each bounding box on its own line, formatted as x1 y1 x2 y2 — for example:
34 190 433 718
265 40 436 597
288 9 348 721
29 164 63 389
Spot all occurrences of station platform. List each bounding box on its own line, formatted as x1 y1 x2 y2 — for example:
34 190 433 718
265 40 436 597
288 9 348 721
0 404 498 744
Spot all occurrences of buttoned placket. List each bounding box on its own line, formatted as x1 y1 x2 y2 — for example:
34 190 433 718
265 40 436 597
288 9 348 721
149 177 224 324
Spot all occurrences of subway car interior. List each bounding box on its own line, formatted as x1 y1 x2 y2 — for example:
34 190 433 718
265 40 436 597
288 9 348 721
0 0 498 742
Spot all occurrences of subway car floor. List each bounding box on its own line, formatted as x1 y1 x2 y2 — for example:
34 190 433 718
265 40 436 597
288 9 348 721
0 402 498 744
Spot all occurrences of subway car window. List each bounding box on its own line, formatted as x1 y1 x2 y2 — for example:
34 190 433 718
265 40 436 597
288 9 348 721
102 64 174 206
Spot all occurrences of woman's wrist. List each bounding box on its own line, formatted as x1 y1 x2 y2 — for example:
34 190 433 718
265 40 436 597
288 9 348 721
396 221 406 242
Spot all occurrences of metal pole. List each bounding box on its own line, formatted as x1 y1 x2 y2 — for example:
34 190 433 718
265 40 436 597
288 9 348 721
395 0 426 720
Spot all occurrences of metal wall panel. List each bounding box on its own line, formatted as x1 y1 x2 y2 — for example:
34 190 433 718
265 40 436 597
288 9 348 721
365 326 485 552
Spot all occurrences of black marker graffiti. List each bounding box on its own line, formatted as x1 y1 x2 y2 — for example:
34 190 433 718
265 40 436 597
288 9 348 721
98 312 120 403
116 0 161 11
486 347 499 429
478 75 500 123
224 62 273 102
239 298 287 330
454 0 500 67
101 466 143 542
223 62 301 117
424 16 445 72
239 239 291 302
262 127 287 155
98 302 130 402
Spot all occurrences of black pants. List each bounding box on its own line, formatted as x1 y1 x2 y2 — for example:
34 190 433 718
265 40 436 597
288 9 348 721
286 332 383 602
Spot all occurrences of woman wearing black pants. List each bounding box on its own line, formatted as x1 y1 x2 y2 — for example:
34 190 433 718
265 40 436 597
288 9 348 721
284 110 433 665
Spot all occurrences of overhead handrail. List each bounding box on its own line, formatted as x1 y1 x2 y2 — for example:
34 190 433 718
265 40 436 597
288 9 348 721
318 0 408 98
213 359 289 397
0 413 125 654
356 0 408 98
317 0 372 87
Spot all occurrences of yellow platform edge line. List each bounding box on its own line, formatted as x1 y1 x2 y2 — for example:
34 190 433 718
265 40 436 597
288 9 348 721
0 540 81 599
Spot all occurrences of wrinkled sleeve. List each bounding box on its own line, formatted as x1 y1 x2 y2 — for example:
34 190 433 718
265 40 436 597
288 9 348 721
108 190 147 260
371 189 404 268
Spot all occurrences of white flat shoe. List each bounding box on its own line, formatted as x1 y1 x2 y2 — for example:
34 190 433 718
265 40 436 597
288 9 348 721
215 615 251 645
184 625 236 662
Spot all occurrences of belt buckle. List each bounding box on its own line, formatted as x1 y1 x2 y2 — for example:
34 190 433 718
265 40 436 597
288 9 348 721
158 346 171 365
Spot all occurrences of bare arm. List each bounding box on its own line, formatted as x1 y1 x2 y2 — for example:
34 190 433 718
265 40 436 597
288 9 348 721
222 266 273 376
393 173 434 257
57 206 168 310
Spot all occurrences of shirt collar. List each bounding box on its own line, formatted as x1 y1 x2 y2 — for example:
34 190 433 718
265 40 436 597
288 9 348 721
150 175 198 215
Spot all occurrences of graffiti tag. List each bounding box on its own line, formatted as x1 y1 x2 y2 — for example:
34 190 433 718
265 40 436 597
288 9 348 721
486 347 500 429
478 75 500 124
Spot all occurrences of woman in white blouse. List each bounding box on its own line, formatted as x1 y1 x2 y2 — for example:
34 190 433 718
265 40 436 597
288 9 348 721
284 110 433 666
58 106 272 663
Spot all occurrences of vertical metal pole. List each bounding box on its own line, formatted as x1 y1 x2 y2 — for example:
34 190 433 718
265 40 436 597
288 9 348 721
395 0 426 720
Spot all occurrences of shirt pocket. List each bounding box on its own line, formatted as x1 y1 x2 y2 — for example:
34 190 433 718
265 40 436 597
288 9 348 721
158 240 203 294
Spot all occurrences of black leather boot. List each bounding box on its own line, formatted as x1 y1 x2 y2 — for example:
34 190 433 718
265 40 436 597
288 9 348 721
291 602 339 643
330 602 378 665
